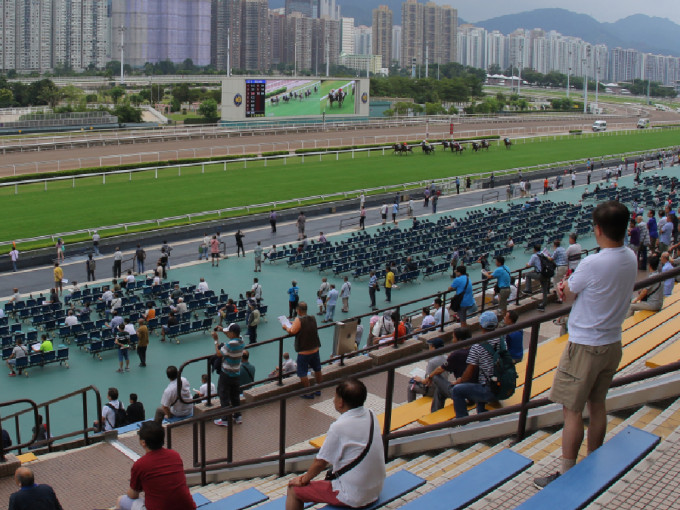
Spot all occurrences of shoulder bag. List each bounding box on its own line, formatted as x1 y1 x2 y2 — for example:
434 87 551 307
450 277 469 312
325 411 375 480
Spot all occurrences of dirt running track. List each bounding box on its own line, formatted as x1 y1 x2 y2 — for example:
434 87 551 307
1 111 678 178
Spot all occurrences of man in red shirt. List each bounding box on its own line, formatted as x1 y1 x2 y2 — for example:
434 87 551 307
115 421 195 510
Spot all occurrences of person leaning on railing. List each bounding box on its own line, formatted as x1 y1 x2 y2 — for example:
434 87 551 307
626 255 663 318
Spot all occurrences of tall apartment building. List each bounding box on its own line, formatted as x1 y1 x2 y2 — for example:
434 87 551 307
212 0 243 72
285 0 318 18
311 17 339 74
372 5 392 67
400 0 456 68
340 17 355 55
241 0 270 72
354 25 372 55
457 24 486 69
391 25 401 64
285 12 313 72
0 0 19 71
111 0 211 67
269 10 286 66
52 0 110 71
318 0 340 20
400 0 422 68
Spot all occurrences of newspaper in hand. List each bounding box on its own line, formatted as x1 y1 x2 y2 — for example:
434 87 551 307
278 315 292 329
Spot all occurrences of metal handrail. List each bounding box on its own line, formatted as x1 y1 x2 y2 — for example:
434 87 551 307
169 261 680 485
0 385 103 456
175 245 602 403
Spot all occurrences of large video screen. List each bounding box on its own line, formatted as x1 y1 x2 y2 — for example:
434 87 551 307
260 79 357 118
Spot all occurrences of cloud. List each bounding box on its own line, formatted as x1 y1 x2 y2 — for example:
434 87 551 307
444 0 680 25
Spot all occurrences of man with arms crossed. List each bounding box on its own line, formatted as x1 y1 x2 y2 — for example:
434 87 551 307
535 201 637 488
286 378 385 510
115 421 195 510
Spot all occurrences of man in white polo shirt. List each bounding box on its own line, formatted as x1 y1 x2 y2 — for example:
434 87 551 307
535 201 637 488
286 378 385 509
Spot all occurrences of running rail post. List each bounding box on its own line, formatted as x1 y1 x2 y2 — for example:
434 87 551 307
382 368 395 461
516 323 540 441
440 291 447 332
278 337 284 386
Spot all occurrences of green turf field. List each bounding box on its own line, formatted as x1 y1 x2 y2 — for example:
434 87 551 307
266 79 356 117
1 128 678 246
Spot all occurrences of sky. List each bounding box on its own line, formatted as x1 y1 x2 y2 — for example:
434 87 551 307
446 0 680 26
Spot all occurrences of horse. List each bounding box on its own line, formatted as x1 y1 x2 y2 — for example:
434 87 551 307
442 140 453 151
270 96 279 106
421 142 435 155
393 143 413 155
328 90 346 109
282 95 290 103
471 142 481 152
452 142 465 155
480 140 490 151
504 137 512 150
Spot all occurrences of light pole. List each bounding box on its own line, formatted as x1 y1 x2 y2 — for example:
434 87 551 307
119 25 126 85
594 58 599 113
583 48 589 114
517 39 524 96
566 49 571 99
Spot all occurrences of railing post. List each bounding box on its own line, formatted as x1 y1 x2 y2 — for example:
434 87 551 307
205 358 213 406
516 323 540 442
278 398 287 477
440 292 447 332
167 425 172 450
516 270 523 305
44 405 52 453
278 338 284 386
393 306 400 349
382 368 395 461
0 413 4 462
480 279 488 313
193 422 199 468
200 419 207 486
82 393 89 445
227 414 233 463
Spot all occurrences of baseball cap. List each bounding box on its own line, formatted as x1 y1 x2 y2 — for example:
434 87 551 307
223 323 241 335
479 311 498 330
426 338 444 349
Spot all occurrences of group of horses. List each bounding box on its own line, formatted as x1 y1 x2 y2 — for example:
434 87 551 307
393 137 512 156
328 90 347 109
270 86 318 106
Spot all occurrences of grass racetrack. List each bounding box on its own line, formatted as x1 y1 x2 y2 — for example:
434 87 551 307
2 128 678 246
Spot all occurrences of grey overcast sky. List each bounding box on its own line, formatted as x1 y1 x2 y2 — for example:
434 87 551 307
446 0 680 26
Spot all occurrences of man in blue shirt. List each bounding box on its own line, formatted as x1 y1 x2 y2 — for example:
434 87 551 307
503 310 524 363
368 271 378 310
523 245 550 311
450 266 475 327
288 281 300 319
323 285 340 323
658 214 673 253
9 467 63 510
213 323 245 426
482 256 512 317
661 252 675 297
550 240 568 297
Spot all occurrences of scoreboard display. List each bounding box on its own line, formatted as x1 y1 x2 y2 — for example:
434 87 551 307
245 79 266 117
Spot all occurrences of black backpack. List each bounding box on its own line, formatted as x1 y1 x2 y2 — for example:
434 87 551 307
537 253 556 279
106 403 128 428
481 337 518 399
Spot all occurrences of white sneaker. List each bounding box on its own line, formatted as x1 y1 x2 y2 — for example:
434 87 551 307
214 419 228 427
234 416 243 425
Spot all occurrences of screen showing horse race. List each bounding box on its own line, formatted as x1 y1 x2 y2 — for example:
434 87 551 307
260 79 356 117
222 77 368 121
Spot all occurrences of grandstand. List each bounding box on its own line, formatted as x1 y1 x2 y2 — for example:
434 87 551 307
2 163 680 508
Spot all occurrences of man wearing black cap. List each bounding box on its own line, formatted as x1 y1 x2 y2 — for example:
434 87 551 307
406 338 447 403
212 323 244 426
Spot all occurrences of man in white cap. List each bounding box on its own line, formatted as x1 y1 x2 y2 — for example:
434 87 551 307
449 311 501 418
212 323 244 426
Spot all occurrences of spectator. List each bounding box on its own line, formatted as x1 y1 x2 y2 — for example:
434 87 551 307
415 307 436 335
407 338 448 403
9 246 19 272
378 311 407 346
288 281 300 319
659 214 674 253
195 374 217 401
523 245 550 312
136 319 149 367
384 265 395 303
661 252 675 298
197 278 209 293
431 298 450 328
6 337 28 376
317 278 330 315
368 311 394 347
9 467 63 510
126 393 145 424
134 244 146 274
101 387 125 432
425 327 472 412
550 240 568 295
238 350 256 388
114 325 130 373
368 271 378 310
629 256 664 317
503 311 524 363
355 318 364 350
450 266 475 326
535 201 637 489
323 284 339 323
450 312 501 418
282 302 323 399
254 241 263 272
482 256 512 317
153 366 193 424
115 421 195 510
565 233 582 272
213 323 245 426
269 352 297 379
160 312 179 342
246 302 260 344
53 263 63 296
286 379 385 510
39 335 53 353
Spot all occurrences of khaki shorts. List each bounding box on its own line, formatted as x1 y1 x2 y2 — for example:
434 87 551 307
550 341 622 412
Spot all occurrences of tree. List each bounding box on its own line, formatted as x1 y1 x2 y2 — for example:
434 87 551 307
425 102 446 115
172 83 191 104
198 98 219 119
487 64 502 75
0 88 14 108
61 85 83 104
110 86 125 105
113 104 142 123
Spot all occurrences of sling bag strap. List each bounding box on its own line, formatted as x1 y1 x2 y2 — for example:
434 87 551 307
325 411 375 481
